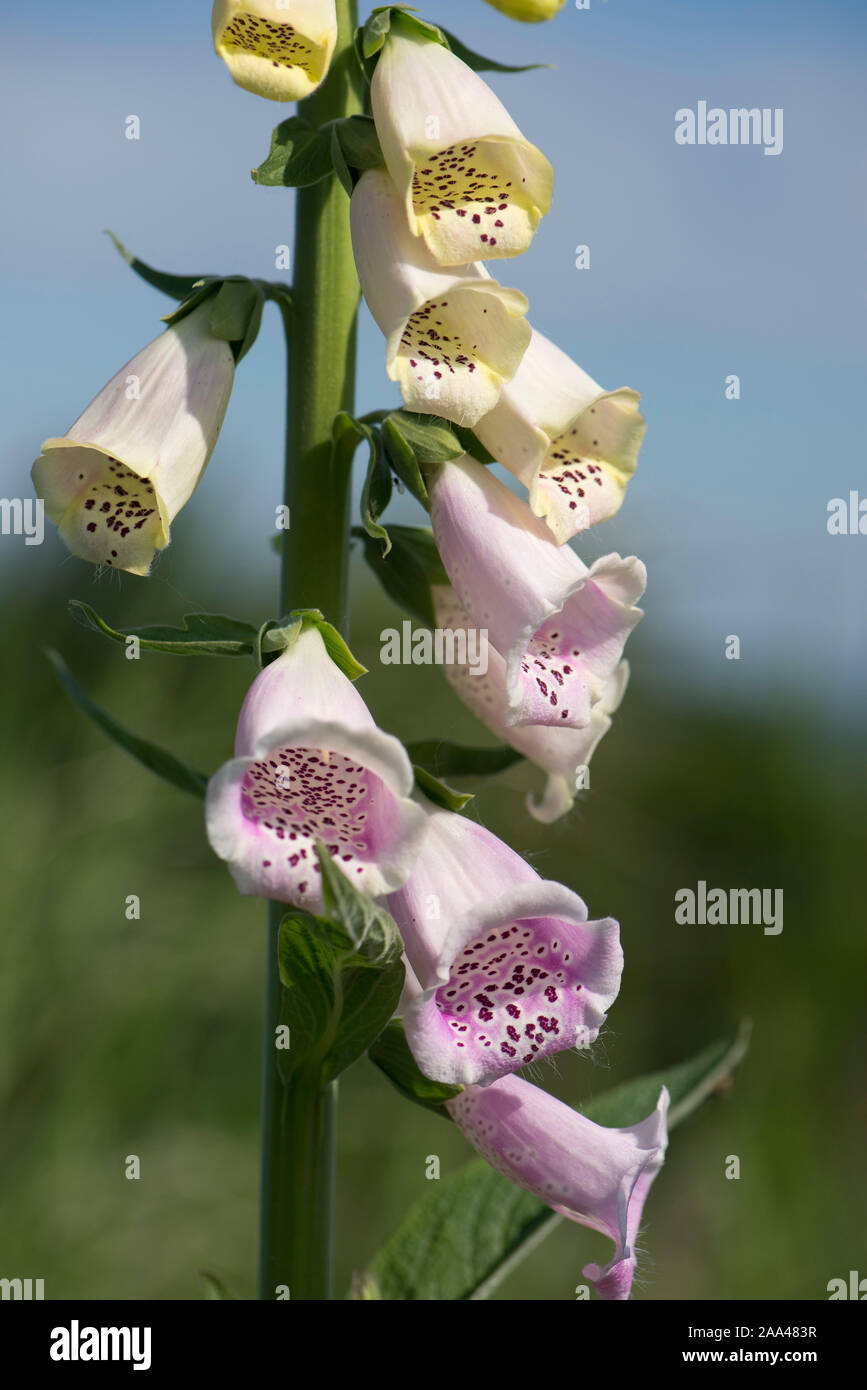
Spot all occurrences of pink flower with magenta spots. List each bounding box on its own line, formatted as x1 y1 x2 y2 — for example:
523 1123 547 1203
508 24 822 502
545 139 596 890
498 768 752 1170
389 802 623 1087
206 624 426 911
446 1074 669 1300
428 454 645 730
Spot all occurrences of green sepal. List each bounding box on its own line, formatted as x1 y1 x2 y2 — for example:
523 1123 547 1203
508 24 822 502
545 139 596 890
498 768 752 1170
164 277 266 363
406 739 524 780
256 616 304 669
68 601 259 657
413 764 473 812
382 411 467 506
254 607 366 680
356 7 447 82
252 115 334 188
328 115 384 194
46 650 208 800
354 523 448 629
364 1022 751 1301
439 28 551 75
105 230 210 301
368 1020 463 1115
316 842 402 962
454 424 496 465
294 609 368 680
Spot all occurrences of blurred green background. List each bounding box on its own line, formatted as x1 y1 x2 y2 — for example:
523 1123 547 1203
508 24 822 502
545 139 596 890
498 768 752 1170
1 530 864 1302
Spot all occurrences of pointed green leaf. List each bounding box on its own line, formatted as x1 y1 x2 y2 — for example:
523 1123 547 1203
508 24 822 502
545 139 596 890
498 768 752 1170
69 601 258 657
105 230 209 301
406 739 524 780
440 29 551 75
359 426 393 555
277 868 406 1084
46 650 208 800
355 524 448 629
252 115 334 188
413 764 473 813
369 1021 463 1115
365 1022 751 1301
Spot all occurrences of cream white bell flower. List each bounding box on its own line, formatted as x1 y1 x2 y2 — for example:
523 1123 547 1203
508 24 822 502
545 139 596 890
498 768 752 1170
350 168 531 427
433 584 630 823
212 0 337 102
32 300 235 576
473 329 646 543
370 23 553 266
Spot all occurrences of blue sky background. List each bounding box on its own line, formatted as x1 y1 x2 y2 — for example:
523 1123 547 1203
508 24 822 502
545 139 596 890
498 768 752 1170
2 0 865 714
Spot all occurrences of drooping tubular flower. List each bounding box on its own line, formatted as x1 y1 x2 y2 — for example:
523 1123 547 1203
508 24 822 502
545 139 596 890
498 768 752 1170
206 624 426 911
32 300 234 576
211 0 337 102
371 23 553 266
388 801 623 1086
473 330 646 544
446 1074 669 1300
428 455 645 729
432 585 629 823
350 169 531 427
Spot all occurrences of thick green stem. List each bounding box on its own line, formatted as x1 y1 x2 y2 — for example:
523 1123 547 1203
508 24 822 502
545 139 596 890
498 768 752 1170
258 0 361 1301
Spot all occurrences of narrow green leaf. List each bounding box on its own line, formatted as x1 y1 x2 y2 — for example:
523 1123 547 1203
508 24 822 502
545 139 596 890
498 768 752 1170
413 764 473 813
252 116 333 188
369 1020 463 1115
365 1023 751 1301
406 740 524 780
105 230 208 301
69 601 258 657
359 426 393 555
354 524 448 629
46 649 208 800
440 28 551 75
